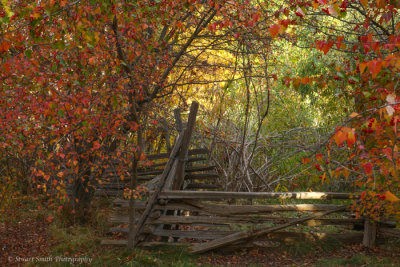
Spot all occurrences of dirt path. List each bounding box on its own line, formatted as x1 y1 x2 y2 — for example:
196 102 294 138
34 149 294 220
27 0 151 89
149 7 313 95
0 218 55 267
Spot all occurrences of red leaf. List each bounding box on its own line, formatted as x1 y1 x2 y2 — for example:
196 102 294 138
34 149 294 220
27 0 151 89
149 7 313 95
93 141 101 149
269 24 280 38
382 147 393 161
2 62 10 72
362 162 373 175
0 41 10 53
295 8 305 18
315 163 322 171
322 40 334 54
369 60 382 78
336 36 344 49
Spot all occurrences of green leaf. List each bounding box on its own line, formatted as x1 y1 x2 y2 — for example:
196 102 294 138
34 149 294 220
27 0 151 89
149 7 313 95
53 40 65 50
24 49 32 58
337 71 345 79
112 95 118 109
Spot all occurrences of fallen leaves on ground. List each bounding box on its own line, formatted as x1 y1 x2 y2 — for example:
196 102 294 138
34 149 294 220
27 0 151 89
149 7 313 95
0 217 55 267
197 243 400 266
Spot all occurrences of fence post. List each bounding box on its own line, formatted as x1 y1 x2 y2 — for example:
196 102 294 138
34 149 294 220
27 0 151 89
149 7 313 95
174 108 183 133
362 217 377 248
172 101 199 190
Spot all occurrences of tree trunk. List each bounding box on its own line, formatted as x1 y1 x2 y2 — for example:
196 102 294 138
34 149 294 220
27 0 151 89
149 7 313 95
127 125 143 249
68 171 95 224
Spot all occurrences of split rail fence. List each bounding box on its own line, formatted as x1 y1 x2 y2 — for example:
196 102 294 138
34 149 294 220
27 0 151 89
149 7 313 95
100 102 400 253
102 190 399 253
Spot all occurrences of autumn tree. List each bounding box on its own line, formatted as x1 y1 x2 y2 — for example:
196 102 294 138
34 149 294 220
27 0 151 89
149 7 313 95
0 0 269 222
272 0 400 221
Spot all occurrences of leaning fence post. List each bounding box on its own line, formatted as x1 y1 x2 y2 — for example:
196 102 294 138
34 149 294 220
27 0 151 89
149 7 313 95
362 217 377 248
172 101 199 190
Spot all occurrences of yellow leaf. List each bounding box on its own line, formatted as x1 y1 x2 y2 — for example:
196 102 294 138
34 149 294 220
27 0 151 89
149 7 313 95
1 0 13 17
385 191 399 202
343 169 350 179
32 12 41 19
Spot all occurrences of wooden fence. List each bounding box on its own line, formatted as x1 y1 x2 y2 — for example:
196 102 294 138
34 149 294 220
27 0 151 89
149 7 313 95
102 190 399 253
100 101 399 252
95 148 219 197
95 102 220 197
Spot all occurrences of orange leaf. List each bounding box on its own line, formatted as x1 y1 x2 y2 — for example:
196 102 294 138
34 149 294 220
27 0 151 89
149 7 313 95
385 191 399 202
359 62 368 74
32 12 41 19
333 127 347 146
302 157 310 164
88 57 96 65
0 42 10 53
269 24 280 38
349 112 359 118
369 60 382 78
347 129 356 148
360 0 368 8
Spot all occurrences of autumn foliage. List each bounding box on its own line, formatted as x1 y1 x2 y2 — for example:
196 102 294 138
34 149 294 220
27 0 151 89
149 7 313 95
0 0 399 224
284 0 400 221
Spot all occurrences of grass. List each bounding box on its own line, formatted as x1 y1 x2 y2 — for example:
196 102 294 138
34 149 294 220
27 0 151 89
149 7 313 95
3 194 400 267
44 230 202 267
278 238 342 257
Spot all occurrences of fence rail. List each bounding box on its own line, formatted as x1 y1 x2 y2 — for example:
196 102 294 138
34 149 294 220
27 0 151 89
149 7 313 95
102 190 397 252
